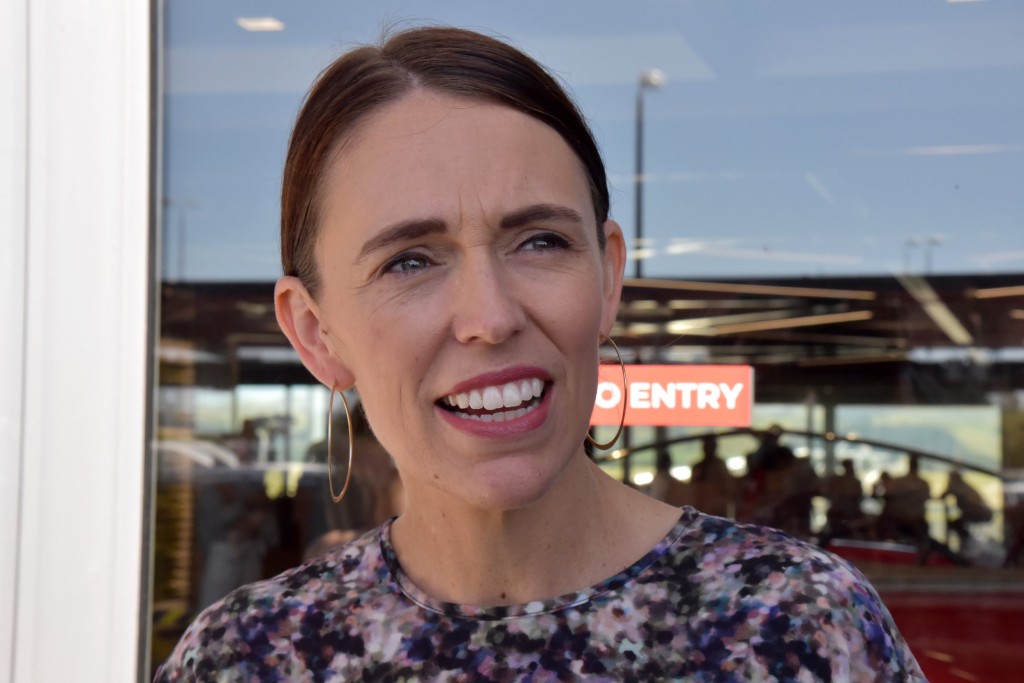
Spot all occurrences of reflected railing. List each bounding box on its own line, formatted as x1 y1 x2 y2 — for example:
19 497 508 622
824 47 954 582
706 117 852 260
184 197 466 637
595 427 1003 478
595 427 1020 571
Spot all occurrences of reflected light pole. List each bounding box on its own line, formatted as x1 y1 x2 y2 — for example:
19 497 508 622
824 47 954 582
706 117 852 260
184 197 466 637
162 196 197 283
634 68 665 279
924 235 944 275
626 69 665 486
176 199 197 282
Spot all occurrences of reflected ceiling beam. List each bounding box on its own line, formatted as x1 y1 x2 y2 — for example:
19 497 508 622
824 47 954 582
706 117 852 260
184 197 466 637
797 351 907 367
158 345 223 364
970 284 1024 299
620 299 664 317
620 304 887 346
666 298 799 310
896 274 974 346
730 330 904 348
694 310 874 336
866 319 937 333
665 308 805 335
743 352 805 365
624 277 876 300
623 322 662 337
622 298 802 318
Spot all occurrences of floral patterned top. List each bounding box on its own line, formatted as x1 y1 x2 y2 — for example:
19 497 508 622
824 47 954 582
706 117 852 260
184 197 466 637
155 507 925 682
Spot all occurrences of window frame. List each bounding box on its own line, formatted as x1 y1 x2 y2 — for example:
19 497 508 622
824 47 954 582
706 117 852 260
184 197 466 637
0 0 153 680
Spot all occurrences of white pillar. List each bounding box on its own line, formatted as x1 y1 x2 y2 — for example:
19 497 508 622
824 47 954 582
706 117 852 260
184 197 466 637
0 0 151 680
0 0 29 678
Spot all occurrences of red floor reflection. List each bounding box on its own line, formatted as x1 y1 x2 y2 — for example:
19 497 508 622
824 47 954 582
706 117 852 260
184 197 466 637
882 591 1024 683
830 541 1024 680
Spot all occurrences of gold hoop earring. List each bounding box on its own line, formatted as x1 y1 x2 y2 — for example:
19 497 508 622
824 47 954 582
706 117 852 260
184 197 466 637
326 384 354 503
586 337 627 450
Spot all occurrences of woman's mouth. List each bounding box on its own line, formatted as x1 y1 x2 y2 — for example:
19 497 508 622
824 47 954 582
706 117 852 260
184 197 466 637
437 377 547 423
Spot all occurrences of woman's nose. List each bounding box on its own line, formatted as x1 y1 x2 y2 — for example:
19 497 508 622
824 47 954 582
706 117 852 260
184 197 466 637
450 256 526 345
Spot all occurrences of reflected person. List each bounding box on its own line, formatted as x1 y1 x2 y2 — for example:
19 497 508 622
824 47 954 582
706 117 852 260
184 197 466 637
823 458 868 542
689 434 737 518
878 454 931 545
941 469 992 553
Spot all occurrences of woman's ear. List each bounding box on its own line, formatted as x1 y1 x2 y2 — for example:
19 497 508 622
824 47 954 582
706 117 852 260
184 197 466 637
274 276 355 389
599 219 627 335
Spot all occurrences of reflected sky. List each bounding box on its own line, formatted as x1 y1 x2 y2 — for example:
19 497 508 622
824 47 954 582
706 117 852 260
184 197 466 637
162 0 1024 281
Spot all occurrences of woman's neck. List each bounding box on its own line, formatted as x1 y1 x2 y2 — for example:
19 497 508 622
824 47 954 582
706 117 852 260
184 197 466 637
389 456 681 606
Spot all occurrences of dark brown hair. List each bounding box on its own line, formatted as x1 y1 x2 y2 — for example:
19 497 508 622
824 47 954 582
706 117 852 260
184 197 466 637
280 26 610 296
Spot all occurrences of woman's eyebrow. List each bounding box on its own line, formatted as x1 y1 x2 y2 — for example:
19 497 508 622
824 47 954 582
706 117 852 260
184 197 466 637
356 217 447 263
355 205 582 263
500 204 583 229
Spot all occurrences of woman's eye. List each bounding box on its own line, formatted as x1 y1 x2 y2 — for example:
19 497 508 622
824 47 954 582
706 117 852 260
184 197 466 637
520 233 570 251
384 253 431 274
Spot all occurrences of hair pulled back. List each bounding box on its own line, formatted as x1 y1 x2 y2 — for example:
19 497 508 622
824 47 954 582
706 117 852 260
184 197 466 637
280 26 610 296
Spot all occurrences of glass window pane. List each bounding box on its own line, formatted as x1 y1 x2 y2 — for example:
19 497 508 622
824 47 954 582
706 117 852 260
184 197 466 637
150 3 1024 680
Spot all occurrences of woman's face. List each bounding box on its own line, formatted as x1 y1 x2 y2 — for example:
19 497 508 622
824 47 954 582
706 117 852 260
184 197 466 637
280 89 625 512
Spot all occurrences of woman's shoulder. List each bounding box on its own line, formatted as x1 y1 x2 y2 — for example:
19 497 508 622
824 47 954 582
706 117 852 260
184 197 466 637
673 508 884 606
153 526 390 682
684 508 841 559
663 508 925 680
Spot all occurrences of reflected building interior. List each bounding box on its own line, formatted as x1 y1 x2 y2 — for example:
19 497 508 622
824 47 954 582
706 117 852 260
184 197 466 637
154 274 1024 675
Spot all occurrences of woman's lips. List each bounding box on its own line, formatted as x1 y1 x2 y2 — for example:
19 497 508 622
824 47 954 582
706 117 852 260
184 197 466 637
441 366 552 397
435 365 553 437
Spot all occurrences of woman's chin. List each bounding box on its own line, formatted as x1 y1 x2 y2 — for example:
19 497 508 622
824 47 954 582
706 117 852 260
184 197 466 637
447 457 572 513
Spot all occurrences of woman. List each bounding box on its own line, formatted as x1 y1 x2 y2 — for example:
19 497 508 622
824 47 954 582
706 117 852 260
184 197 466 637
157 27 924 681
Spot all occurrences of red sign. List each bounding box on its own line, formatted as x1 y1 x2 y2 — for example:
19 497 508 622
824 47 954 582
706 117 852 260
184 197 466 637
590 365 753 427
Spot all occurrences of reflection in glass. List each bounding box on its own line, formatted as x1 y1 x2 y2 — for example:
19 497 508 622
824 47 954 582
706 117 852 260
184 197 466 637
151 1 1024 679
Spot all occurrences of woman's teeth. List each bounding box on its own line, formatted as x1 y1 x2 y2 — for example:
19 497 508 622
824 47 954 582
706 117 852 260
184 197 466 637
443 378 544 419
456 404 538 422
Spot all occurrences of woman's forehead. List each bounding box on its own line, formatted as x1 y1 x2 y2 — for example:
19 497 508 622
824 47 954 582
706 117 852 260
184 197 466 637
319 90 594 239
328 90 579 184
